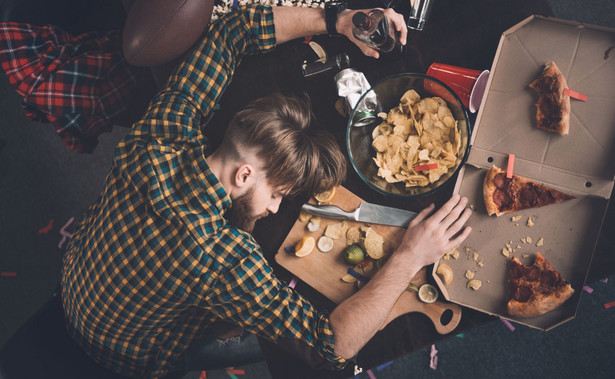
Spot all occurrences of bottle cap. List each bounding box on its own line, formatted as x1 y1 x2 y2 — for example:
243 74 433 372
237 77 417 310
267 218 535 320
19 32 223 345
352 12 368 27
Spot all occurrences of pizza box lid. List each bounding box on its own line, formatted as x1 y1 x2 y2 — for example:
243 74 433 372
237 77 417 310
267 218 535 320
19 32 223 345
433 15 615 331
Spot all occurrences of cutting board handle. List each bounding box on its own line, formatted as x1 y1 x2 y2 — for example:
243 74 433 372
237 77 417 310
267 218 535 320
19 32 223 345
380 290 462 334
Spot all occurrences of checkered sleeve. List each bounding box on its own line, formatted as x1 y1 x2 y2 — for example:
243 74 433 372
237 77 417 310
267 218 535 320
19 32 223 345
127 5 276 147
196 228 349 370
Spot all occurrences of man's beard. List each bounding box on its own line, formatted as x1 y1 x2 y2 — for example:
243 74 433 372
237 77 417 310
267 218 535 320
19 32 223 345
226 189 269 233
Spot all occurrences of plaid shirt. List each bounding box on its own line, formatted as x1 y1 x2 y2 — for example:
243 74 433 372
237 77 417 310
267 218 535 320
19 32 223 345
61 5 348 377
0 23 144 153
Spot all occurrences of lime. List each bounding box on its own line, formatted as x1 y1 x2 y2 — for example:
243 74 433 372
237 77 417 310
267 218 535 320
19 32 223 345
317 236 334 253
294 236 315 257
343 244 365 265
418 284 439 303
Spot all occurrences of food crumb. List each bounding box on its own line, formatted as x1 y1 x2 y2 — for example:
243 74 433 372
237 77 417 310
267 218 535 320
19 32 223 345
478 260 484 267
521 237 527 244
536 237 544 247
523 254 529 258
501 248 510 257
516 245 521 249
472 252 479 261
515 223 519 227
465 270 475 279
527 216 535 227
526 236 532 243
467 279 482 290
511 215 522 222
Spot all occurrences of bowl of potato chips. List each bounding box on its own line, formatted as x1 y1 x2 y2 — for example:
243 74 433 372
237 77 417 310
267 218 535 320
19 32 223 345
346 73 471 198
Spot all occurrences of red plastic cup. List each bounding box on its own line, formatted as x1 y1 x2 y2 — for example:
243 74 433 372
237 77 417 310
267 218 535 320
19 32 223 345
424 63 489 113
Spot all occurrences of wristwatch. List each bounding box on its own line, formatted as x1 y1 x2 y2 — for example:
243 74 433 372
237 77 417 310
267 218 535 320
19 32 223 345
325 1 347 36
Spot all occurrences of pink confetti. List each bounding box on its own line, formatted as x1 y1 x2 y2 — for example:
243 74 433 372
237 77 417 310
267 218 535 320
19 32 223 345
602 278 608 284
226 369 245 375
38 219 54 234
501 319 515 331
1 272 17 277
58 217 74 249
288 277 298 289
366 369 376 379
429 344 438 370
583 285 594 294
563 88 588 102
506 154 515 178
199 371 207 379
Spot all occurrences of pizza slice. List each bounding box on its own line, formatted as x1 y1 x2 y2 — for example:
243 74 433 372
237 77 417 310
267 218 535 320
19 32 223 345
483 166 575 216
507 253 574 318
529 61 571 135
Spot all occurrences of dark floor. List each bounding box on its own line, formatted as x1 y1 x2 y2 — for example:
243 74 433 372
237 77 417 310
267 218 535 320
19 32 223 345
1 0 615 378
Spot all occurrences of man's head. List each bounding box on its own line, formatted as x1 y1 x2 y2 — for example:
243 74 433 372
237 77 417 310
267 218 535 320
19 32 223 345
213 93 347 231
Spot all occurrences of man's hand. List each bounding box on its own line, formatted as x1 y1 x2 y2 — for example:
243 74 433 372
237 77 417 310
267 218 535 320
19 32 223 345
336 8 408 59
396 194 472 269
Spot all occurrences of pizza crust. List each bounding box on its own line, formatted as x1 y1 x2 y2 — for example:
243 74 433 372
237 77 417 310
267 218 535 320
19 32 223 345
483 166 501 216
507 283 574 318
529 61 571 135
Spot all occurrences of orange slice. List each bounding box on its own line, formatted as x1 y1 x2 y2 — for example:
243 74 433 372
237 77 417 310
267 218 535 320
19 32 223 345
314 187 336 202
294 236 315 257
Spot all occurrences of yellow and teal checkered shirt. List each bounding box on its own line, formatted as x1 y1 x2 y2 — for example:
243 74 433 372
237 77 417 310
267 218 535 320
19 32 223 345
60 5 348 377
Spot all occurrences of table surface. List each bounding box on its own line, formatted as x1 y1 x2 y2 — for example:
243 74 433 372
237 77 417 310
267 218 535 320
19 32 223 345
203 0 615 377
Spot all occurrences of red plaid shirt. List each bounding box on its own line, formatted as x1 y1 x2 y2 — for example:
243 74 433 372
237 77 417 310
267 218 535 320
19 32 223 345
0 22 145 153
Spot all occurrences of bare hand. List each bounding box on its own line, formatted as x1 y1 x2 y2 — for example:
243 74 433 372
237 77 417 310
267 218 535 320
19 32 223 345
337 8 408 59
395 194 472 268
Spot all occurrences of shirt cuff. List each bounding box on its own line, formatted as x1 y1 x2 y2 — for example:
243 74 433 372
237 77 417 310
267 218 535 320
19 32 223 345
316 311 352 370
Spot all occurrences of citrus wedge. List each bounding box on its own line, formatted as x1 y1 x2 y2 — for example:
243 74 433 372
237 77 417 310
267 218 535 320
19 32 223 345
314 187 336 202
294 236 315 257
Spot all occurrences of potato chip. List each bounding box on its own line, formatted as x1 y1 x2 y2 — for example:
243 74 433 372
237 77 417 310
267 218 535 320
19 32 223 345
324 221 347 239
346 227 361 246
370 90 462 189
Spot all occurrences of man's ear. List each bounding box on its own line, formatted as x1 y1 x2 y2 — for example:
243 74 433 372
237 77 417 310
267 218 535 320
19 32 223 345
234 164 255 188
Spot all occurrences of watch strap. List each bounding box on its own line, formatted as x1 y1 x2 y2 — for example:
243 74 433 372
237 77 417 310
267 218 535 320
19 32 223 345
325 1 347 36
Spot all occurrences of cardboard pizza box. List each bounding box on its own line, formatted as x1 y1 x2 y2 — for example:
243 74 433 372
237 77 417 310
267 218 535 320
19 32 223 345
432 16 615 330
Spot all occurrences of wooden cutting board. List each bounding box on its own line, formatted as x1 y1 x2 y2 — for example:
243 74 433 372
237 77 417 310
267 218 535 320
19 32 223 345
275 186 461 334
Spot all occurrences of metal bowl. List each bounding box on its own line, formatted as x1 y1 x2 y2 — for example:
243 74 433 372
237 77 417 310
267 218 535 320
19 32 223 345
346 73 472 198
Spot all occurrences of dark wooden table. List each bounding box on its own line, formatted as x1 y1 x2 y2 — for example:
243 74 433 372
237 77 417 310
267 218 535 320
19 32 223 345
205 0 615 377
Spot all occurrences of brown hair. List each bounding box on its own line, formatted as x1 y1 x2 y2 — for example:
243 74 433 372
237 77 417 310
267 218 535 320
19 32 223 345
217 93 346 196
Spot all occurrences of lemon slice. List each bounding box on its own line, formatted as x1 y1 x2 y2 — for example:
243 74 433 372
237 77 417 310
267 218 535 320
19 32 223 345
294 236 315 257
308 41 327 61
314 187 336 202
418 284 439 303
317 236 334 253
436 263 454 285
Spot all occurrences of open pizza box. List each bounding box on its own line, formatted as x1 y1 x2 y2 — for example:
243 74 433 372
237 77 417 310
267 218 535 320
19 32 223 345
431 16 615 330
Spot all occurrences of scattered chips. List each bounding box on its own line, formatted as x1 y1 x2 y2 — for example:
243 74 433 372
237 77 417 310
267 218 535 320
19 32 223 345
371 90 462 188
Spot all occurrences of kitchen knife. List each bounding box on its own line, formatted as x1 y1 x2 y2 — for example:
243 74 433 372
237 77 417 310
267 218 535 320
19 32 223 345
301 202 418 228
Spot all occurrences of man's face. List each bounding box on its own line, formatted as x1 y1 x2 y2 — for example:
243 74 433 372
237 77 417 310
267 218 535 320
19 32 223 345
227 178 286 233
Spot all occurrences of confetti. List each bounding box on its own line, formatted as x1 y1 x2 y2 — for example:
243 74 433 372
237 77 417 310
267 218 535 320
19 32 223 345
583 285 594 294
366 369 377 379
284 246 294 253
414 163 439 171
601 278 608 284
429 344 438 370
58 217 75 249
303 35 313 44
376 361 393 371
603 301 615 309
227 369 245 375
288 277 298 289
456 333 464 338
1 272 17 277
38 219 54 234
501 319 515 331
199 371 207 379
347 268 370 283
506 154 515 178
563 88 588 102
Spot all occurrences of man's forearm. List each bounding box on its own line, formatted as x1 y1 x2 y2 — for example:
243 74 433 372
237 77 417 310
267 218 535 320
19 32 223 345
272 7 327 44
329 252 422 359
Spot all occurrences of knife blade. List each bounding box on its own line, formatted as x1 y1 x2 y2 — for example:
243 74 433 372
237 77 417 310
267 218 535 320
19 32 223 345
301 202 418 228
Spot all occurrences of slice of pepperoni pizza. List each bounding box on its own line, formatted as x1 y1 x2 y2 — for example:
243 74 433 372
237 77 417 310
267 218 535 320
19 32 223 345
483 166 575 216
507 253 574 318
529 61 571 135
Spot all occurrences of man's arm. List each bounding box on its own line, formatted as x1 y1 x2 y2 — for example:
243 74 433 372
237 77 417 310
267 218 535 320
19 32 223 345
330 195 472 358
274 7 408 58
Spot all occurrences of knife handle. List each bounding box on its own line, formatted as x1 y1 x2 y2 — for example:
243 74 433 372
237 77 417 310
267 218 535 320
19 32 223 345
301 203 358 221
